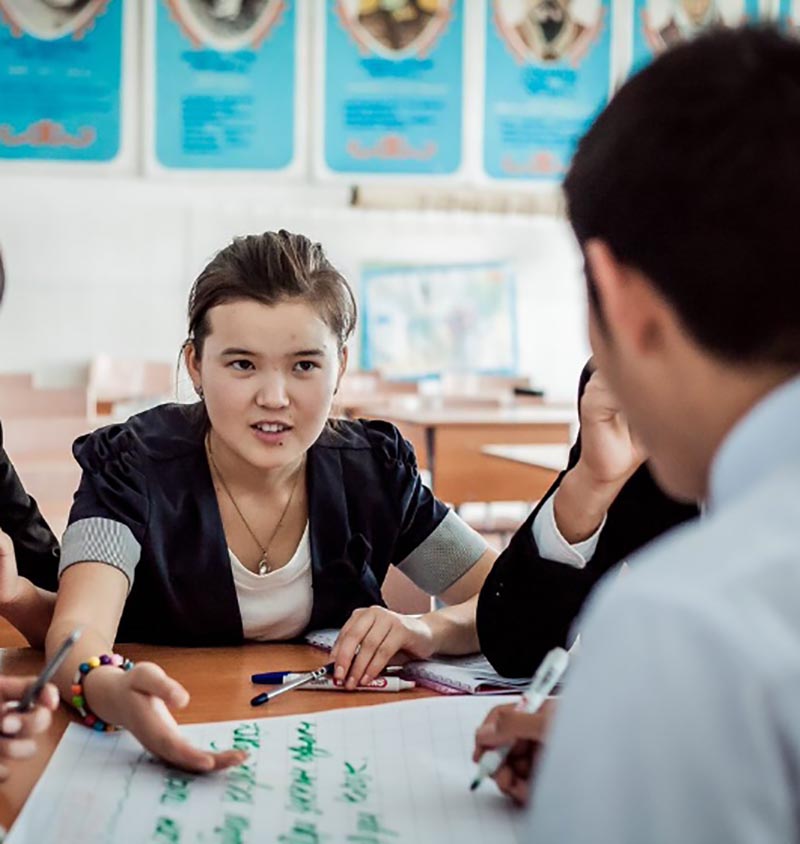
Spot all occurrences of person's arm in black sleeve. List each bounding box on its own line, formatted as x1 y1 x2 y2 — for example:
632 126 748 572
477 364 699 677
0 423 61 647
0 428 60 591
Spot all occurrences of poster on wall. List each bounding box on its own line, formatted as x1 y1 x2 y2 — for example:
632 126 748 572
482 0 612 182
360 262 517 379
318 0 465 178
147 0 300 174
777 0 799 33
632 0 762 70
0 0 130 166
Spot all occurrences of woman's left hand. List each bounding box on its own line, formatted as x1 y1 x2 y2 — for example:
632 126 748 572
330 607 436 689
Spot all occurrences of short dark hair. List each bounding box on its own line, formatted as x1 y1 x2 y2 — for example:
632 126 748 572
564 26 800 367
187 230 356 359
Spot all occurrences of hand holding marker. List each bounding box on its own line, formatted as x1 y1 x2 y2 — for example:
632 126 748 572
470 647 569 791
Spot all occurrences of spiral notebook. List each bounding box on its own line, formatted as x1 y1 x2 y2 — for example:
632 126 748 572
303 628 531 695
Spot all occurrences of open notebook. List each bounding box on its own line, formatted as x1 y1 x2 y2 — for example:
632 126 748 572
304 628 531 695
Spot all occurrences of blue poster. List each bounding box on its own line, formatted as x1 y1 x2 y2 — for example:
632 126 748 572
155 0 296 170
777 0 799 33
323 0 463 176
632 0 761 70
483 0 611 181
0 0 122 162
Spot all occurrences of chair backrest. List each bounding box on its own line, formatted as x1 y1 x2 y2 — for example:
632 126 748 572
2 416 93 459
89 355 174 415
0 386 91 418
0 373 34 391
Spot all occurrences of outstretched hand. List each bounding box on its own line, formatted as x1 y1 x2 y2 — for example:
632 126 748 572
88 662 247 773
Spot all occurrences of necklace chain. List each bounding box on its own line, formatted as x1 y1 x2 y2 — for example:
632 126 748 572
206 437 302 576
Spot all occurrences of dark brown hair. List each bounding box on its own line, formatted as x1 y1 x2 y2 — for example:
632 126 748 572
565 26 800 367
187 230 356 358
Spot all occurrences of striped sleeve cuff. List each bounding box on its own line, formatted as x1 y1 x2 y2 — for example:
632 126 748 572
59 517 141 591
395 510 487 595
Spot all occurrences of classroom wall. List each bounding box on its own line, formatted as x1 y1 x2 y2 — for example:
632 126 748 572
0 0 597 402
0 174 589 400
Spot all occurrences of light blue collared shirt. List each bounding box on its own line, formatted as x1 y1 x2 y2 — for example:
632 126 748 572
526 375 800 844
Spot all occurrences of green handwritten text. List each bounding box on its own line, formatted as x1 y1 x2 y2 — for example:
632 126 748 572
159 771 195 806
288 766 320 815
339 760 370 805
232 722 261 752
212 813 250 844
347 812 399 844
289 721 330 763
278 819 326 844
152 815 181 843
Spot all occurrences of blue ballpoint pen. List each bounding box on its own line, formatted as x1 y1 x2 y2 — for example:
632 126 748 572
251 670 293 684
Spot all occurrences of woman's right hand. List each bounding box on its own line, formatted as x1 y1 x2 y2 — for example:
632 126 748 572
85 662 247 773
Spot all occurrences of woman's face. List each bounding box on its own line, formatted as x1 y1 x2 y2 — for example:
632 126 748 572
187 298 346 473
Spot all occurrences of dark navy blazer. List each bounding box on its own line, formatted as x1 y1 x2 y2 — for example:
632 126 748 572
63 404 455 646
0 421 59 592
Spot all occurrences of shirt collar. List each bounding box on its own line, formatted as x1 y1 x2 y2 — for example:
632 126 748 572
709 374 800 512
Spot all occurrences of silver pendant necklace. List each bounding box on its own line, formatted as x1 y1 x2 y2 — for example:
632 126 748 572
206 436 302 575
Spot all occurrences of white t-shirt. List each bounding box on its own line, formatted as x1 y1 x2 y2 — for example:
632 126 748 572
230 522 313 641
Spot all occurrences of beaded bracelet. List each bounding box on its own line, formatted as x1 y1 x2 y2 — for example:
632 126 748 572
71 654 134 732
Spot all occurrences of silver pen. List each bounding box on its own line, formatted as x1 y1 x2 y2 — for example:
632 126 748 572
250 662 334 706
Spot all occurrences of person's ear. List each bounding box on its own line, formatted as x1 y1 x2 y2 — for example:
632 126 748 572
184 341 203 396
585 239 665 358
334 346 349 395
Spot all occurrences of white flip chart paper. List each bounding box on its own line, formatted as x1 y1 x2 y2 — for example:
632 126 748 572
8 695 528 844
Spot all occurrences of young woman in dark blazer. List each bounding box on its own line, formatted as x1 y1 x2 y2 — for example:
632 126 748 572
46 230 496 773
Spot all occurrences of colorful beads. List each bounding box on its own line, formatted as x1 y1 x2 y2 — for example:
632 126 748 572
70 653 134 733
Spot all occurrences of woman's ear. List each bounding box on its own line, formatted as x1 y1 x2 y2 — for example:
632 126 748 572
335 346 349 395
184 341 202 392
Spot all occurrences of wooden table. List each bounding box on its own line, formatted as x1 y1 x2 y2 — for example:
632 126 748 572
482 444 571 472
477 444 571 504
359 405 575 505
0 644 436 833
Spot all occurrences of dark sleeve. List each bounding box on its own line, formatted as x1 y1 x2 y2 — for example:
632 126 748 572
364 421 488 595
477 363 699 677
59 423 150 590
0 423 59 592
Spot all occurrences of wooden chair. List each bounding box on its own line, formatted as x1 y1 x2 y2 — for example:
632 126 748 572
88 355 174 417
2 416 94 459
0 385 91 418
0 373 33 391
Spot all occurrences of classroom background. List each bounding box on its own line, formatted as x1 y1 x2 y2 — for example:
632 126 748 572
0 0 787 545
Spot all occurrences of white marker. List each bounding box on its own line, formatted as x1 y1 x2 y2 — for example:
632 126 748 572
470 647 569 791
282 675 416 692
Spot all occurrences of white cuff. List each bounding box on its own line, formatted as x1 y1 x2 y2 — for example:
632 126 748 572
531 494 605 569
